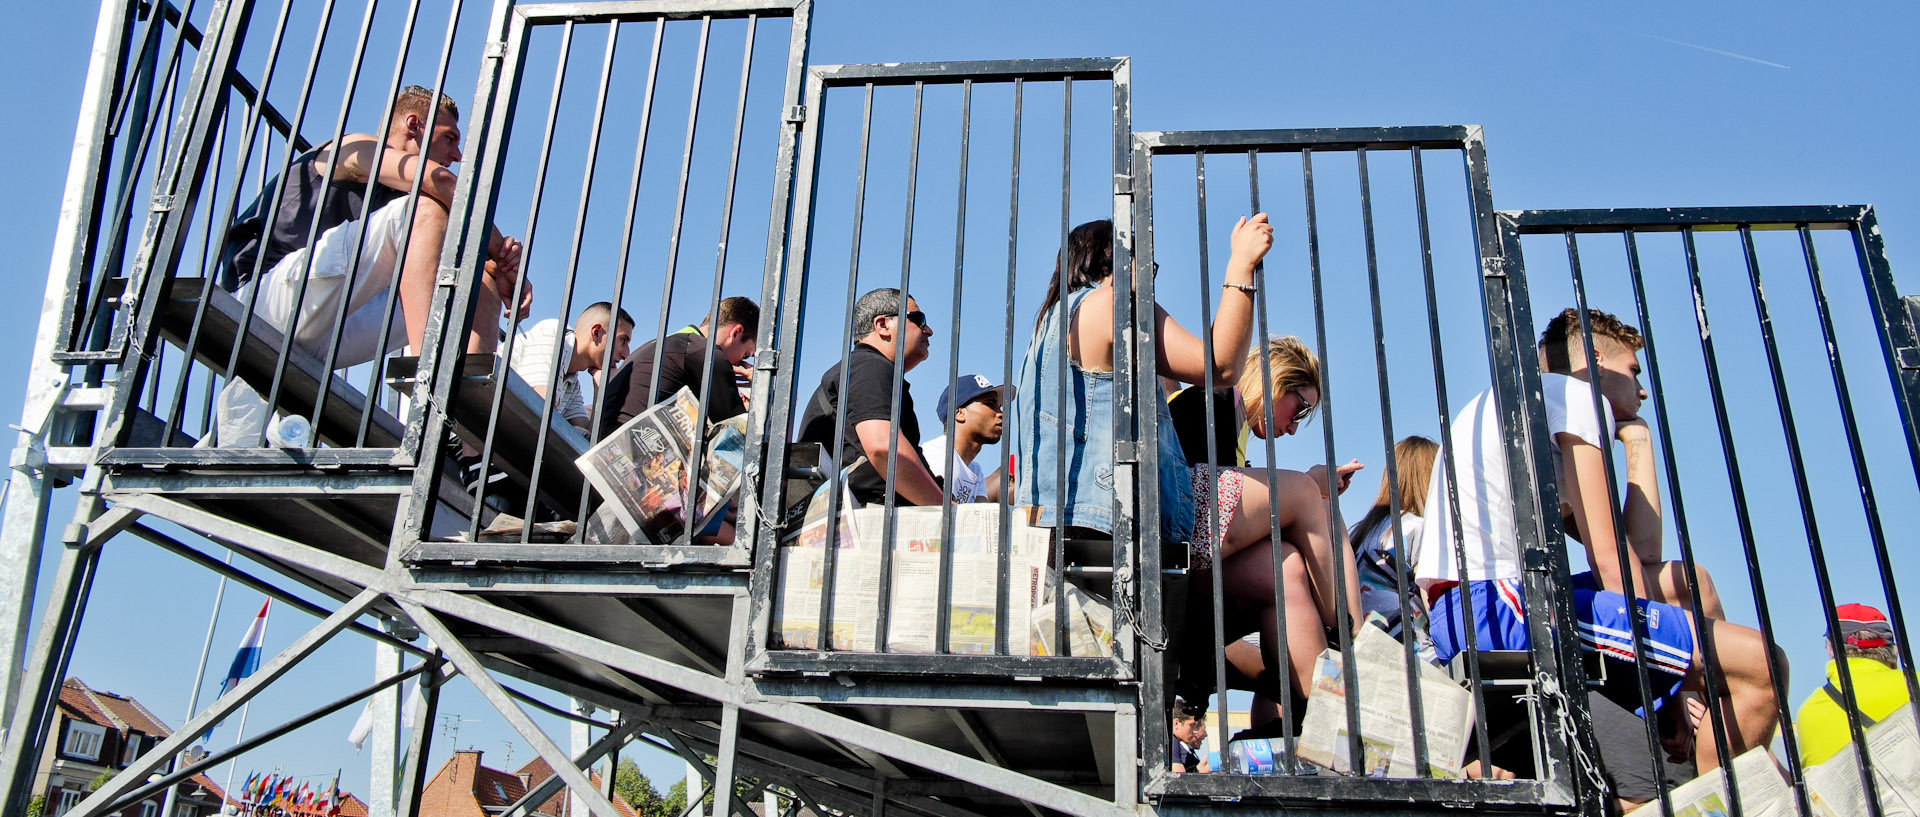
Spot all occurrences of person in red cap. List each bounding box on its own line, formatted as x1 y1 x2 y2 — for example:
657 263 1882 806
1795 602 1916 765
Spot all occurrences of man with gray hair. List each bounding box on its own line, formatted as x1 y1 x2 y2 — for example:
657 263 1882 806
796 288 942 507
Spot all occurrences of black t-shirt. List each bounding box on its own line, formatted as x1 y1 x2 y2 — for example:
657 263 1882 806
1168 387 1245 468
600 328 748 439
796 343 926 507
223 144 404 289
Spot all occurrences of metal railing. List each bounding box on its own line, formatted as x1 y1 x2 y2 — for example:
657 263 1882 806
1502 206 1919 817
740 57 1137 680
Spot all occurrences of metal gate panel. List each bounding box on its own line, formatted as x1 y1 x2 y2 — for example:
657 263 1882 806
1501 206 1919 817
1132 127 1593 811
395 0 814 561
741 57 1138 683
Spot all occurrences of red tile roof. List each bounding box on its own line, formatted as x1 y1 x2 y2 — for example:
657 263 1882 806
516 756 640 817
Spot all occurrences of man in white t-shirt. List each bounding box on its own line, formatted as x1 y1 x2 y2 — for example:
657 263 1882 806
922 374 1007 504
507 301 633 432
1414 308 1782 799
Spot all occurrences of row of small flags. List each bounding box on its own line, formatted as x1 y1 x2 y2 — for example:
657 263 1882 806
238 770 342 815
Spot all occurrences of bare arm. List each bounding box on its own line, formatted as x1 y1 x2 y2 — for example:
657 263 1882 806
854 419 946 506
1616 418 1663 566
1153 214 1271 386
323 134 460 206
983 467 1006 503
1559 432 1649 599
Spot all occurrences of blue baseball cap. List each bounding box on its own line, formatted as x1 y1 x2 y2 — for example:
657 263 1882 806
937 374 1009 418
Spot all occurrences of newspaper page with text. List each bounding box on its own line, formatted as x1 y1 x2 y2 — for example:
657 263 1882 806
1624 747 1801 817
1805 704 1920 817
1295 620 1475 778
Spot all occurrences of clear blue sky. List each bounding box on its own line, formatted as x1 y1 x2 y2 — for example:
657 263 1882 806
5 0 1919 805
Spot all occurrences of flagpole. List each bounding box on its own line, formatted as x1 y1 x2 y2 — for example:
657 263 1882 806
164 553 235 817
222 600 270 814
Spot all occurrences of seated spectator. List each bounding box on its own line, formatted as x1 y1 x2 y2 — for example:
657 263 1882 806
600 296 760 437
1164 336 1363 726
796 289 941 508
1796 603 1917 766
1414 307 1782 797
1350 435 1439 655
225 85 527 367
922 374 1008 504
508 302 633 432
1170 698 1209 773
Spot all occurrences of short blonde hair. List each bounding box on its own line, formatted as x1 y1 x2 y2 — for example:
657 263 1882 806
1238 336 1321 421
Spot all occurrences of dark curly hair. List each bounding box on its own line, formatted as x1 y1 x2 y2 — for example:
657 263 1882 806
1539 307 1644 375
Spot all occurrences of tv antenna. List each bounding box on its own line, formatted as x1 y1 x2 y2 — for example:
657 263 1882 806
437 714 481 748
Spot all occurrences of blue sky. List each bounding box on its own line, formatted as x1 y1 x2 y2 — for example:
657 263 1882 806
5 0 1919 805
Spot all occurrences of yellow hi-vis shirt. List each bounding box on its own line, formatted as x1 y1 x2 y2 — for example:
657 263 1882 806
1796 657 1919 766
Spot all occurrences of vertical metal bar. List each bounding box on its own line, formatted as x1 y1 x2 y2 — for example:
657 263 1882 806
643 15 713 468
467 19 575 539
875 80 925 652
1851 209 1920 687
1805 224 1920 746
394 661 443 817
1191 150 1230 756
160 0 294 443
816 84 875 650
994 78 1022 657
1621 228 1769 813
0 525 104 814
522 20 623 543
1563 231 1674 814
1245 151 1299 771
935 79 971 655
1109 62 1136 676
1355 146 1430 775
259 0 386 441
1052 75 1071 655
1301 147 1365 765
160 99 234 445
1675 225 1806 805
1131 134 1170 787
680 15 760 545
575 17 666 493
652 15 714 550
1736 224 1883 814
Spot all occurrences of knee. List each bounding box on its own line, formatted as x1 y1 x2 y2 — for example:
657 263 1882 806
1274 470 1323 512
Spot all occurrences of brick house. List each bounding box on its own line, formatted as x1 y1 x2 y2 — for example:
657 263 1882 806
418 750 638 817
35 678 227 817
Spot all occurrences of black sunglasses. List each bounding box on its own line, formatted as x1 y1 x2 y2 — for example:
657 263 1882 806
896 310 928 328
1291 393 1316 424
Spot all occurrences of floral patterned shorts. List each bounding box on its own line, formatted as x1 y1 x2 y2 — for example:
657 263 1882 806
1187 465 1242 572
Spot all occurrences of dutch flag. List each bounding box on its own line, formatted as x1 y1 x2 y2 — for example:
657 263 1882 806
219 600 271 697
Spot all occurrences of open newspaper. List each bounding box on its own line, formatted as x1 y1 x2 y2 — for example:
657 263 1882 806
1295 617 1476 778
771 493 1051 653
1804 704 1920 817
1624 746 1802 817
1030 580 1116 658
575 387 746 544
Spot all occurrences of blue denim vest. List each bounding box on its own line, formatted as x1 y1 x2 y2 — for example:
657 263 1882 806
1011 287 1196 544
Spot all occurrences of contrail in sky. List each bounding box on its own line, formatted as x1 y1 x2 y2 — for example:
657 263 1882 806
1626 30 1791 69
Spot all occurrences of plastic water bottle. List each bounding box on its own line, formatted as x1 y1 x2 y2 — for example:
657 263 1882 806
268 414 313 448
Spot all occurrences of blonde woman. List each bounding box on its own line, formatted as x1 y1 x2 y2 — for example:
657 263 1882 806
1168 337 1364 714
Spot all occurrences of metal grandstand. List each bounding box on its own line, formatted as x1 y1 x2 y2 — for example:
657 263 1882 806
5 1 1919 816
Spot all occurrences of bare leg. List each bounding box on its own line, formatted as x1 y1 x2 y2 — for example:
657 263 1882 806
397 196 503 356
1223 468 1361 628
1683 613 1785 772
1649 560 1725 621
1223 639 1280 727
1222 540 1326 700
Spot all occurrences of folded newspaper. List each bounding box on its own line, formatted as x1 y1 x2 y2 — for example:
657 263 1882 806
575 387 747 544
771 488 1053 653
1624 746 1804 817
1802 703 1920 817
1295 616 1476 778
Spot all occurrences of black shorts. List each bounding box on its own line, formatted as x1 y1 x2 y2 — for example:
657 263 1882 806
1588 693 1695 803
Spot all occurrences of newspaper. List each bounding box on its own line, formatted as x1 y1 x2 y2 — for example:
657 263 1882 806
574 388 744 544
1295 617 1476 778
770 498 1051 654
1030 580 1115 658
1624 747 1800 817
1805 704 1920 817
